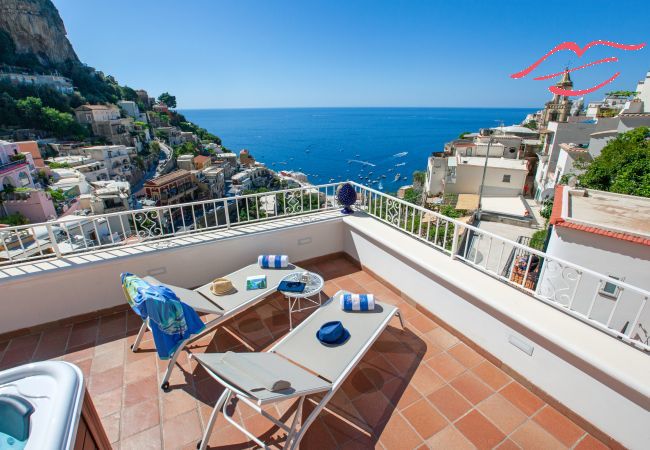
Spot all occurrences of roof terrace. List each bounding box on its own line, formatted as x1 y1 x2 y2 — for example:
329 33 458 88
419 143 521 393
0 255 616 449
0 182 648 449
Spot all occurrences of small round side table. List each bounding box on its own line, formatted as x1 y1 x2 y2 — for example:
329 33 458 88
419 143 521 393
279 271 324 329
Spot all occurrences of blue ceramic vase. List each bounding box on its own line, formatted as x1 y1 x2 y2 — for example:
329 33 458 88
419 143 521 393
337 183 357 214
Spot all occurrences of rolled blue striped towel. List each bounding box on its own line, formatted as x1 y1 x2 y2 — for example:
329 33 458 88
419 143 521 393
340 294 375 311
258 254 289 268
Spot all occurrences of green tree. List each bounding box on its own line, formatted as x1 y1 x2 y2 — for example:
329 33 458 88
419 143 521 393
540 199 553 221
15 97 87 139
412 171 426 189
158 92 177 109
0 92 18 125
578 127 650 197
173 141 198 157
523 120 538 130
605 91 637 98
47 188 66 202
0 213 29 226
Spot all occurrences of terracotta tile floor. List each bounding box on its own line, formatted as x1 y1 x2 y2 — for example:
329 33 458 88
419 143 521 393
0 256 613 449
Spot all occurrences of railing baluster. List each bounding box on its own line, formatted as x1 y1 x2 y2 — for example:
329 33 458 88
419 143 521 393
180 206 187 232
0 232 14 263
30 226 45 257
91 219 101 247
485 236 493 271
586 284 601 318
168 207 176 235
224 199 231 228
627 297 647 338
78 222 89 251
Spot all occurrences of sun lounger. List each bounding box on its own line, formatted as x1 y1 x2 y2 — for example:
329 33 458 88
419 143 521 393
191 290 403 450
127 262 303 391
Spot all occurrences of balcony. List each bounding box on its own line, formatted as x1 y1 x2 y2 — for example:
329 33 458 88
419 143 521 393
0 183 648 449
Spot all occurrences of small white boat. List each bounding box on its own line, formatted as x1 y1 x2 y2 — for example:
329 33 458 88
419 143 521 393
393 152 408 157
395 162 405 167
378 181 384 190
394 173 400 182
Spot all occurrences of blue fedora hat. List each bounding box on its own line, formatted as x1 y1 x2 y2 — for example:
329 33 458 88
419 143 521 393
316 321 350 346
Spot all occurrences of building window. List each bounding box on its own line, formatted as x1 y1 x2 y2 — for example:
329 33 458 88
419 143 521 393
466 148 473 156
502 174 511 183
600 275 622 299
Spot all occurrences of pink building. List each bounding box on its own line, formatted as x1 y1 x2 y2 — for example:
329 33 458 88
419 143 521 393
0 140 35 191
3 189 57 223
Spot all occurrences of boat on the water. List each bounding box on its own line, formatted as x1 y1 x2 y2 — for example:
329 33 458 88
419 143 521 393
378 181 384 190
395 162 405 167
393 152 408 157
394 173 400 182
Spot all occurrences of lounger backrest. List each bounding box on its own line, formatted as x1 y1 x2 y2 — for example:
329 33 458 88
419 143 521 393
194 263 302 313
272 291 397 383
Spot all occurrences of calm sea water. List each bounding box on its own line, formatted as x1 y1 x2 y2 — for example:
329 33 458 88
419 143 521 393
180 107 535 189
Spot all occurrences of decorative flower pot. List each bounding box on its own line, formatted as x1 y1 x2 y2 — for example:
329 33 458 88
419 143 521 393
337 183 357 214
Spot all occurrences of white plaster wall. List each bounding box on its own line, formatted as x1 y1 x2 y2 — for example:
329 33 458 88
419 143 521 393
0 219 344 334
544 226 650 336
447 163 526 196
545 122 595 176
343 217 650 449
425 157 446 196
635 72 650 113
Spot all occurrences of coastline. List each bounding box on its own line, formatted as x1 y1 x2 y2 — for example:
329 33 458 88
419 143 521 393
181 107 536 188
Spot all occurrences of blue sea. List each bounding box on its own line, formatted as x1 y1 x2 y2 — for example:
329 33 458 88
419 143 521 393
180 107 535 189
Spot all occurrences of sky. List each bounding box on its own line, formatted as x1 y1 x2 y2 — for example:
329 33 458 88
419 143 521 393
53 0 650 109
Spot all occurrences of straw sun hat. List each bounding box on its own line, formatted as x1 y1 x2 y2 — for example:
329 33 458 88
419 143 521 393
210 277 236 295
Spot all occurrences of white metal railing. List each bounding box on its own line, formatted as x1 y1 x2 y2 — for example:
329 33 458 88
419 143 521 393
0 183 343 267
1 181 648 352
349 182 650 352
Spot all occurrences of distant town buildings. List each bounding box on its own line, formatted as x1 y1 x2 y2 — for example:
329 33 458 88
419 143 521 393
534 70 650 200
540 71 574 127
425 154 528 197
239 149 255 167
0 70 74 94
117 100 148 123
79 145 135 181
74 104 137 147
0 140 35 190
144 169 197 206
79 180 131 215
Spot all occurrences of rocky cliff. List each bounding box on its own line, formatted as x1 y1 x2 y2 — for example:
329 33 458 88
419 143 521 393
0 0 78 66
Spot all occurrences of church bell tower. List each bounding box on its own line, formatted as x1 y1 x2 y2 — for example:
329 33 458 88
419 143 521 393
541 70 574 127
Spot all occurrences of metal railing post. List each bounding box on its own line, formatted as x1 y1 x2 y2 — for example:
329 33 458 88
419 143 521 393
450 223 460 259
45 223 62 258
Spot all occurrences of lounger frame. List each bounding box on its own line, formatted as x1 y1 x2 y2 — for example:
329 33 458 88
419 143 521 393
129 265 302 391
195 291 403 449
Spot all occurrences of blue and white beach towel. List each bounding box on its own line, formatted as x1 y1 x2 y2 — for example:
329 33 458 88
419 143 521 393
340 294 375 311
258 254 289 268
121 273 205 359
